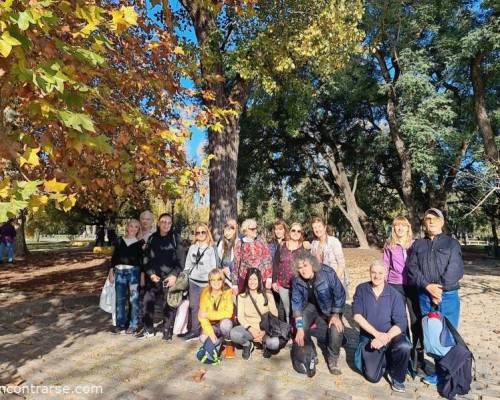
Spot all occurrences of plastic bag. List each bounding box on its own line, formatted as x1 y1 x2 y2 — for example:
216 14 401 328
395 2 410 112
99 277 115 314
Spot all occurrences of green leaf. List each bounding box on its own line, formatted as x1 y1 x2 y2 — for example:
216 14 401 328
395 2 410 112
57 110 96 132
18 11 32 30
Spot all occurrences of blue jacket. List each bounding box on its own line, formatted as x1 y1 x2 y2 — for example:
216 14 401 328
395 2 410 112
291 265 346 318
407 234 464 292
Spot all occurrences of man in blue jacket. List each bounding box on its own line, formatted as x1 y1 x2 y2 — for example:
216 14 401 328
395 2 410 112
407 208 464 385
291 252 346 375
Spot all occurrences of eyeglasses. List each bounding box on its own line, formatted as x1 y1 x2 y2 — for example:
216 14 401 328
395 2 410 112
424 216 441 223
291 229 302 233
159 220 172 224
247 227 257 231
195 231 207 235
210 278 222 282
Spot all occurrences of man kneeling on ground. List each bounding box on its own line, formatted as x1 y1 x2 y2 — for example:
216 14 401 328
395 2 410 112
352 260 411 393
291 251 346 375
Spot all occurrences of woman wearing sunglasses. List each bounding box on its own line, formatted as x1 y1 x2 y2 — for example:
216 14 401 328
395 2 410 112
198 268 234 353
272 222 307 323
182 222 218 342
232 219 272 295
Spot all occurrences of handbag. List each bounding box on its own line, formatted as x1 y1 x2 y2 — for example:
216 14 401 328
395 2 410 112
99 277 115 314
248 292 291 344
171 246 210 293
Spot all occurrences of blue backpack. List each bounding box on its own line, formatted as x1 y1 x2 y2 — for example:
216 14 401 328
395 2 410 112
422 310 456 358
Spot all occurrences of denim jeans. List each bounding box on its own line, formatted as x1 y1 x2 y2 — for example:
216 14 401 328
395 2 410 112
115 267 140 330
230 325 280 350
0 241 15 262
419 289 460 328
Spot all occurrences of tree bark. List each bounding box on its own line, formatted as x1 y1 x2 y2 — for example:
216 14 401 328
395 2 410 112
315 145 371 249
15 209 29 257
490 213 498 258
374 49 420 231
178 0 249 238
471 52 499 163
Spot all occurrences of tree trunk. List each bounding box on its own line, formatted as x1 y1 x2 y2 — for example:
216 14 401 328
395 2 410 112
208 115 240 237
15 209 29 257
491 214 499 258
317 146 371 249
471 52 498 163
374 49 420 232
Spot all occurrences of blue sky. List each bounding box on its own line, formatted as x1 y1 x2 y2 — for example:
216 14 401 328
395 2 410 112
146 0 206 164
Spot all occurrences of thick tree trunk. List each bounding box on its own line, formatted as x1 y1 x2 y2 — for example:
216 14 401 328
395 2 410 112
208 115 240 237
471 53 499 163
490 214 499 258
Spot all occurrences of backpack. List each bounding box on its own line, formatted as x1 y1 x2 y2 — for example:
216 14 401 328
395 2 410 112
436 319 475 400
422 311 456 358
291 342 318 378
196 337 222 365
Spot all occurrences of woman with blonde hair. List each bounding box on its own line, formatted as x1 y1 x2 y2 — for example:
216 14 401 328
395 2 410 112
108 219 144 334
383 216 423 369
198 268 234 360
182 222 218 341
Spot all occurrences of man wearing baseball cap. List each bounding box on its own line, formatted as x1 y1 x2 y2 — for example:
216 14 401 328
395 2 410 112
407 208 464 385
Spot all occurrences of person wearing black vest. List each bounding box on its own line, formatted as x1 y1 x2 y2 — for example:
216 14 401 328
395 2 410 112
108 219 144 334
137 213 186 340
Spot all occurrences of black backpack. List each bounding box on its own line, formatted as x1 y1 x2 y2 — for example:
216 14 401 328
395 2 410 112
291 342 318 378
436 319 475 400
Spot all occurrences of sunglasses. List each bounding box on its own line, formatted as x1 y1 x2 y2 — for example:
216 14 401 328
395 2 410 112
247 227 257 231
195 231 207 235
210 278 222 282
291 229 302 233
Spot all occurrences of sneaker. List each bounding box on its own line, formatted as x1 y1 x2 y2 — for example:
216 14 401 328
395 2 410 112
223 344 235 359
110 326 126 334
422 373 438 386
182 331 199 342
125 327 138 335
242 342 254 360
391 378 406 393
162 331 173 341
137 330 155 339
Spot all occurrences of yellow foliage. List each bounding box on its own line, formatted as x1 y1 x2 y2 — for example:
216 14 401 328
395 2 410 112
19 147 40 167
43 178 68 193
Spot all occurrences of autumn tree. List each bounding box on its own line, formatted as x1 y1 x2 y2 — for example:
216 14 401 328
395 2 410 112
159 0 364 236
0 1 197 232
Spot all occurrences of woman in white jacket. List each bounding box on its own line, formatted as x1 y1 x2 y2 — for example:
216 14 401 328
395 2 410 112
182 222 218 341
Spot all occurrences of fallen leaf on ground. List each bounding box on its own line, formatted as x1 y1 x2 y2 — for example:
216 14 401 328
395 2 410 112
8 377 25 386
192 368 206 382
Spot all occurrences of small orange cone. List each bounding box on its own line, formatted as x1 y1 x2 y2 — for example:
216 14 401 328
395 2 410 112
223 342 235 359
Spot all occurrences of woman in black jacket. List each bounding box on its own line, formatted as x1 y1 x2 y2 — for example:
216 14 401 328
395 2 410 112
138 213 186 340
108 219 144 334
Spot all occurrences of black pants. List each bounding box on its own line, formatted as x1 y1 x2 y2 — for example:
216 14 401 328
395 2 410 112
302 303 342 362
143 283 176 334
389 283 423 351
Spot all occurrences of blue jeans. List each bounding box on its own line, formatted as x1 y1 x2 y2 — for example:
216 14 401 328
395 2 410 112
0 241 15 262
115 267 140 330
419 289 460 328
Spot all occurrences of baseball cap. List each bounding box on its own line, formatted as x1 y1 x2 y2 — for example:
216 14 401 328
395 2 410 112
424 208 444 219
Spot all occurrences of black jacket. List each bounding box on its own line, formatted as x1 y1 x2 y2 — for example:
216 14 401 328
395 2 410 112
407 234 464 292
109 237 144 271
143 231 185 280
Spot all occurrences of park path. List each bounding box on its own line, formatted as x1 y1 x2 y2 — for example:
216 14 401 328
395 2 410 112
0 250 499 400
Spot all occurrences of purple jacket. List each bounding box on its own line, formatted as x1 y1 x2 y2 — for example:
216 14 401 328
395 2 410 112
383 243 413 285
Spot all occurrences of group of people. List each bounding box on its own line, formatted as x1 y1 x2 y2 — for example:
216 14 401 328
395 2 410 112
106 207 464 395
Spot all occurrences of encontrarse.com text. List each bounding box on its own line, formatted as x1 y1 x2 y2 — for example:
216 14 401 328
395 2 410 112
1 385 103 395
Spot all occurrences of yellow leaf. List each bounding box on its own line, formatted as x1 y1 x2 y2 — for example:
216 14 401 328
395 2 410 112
19 147 40 167
113 185 124 196
173 46 185 55
28 194 49 213
0 178 11 199
60 195 77 212
201 154 215 168
122 6 138 25
43 178 68 193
